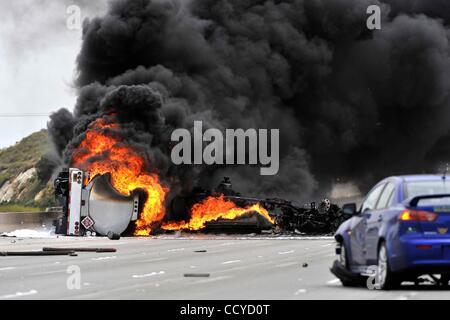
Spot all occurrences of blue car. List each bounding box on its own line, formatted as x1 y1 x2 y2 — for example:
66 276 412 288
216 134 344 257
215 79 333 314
332 174 450 289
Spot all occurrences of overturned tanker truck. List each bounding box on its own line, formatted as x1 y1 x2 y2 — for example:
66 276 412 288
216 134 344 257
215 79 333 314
53 168 140 236
53 169 346 236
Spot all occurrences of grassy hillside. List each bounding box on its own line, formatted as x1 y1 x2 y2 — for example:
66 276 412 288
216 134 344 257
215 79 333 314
0 130 51 186
0 130 57 210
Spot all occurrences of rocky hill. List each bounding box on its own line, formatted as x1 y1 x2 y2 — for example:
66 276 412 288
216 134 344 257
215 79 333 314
0 130 57 208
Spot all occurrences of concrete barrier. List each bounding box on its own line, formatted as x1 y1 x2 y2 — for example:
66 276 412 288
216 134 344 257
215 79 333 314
0 212 62 233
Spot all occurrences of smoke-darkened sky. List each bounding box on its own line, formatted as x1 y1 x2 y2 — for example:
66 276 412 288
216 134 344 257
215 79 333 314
0 0 107 148
52 0 450 200
5 0 450 200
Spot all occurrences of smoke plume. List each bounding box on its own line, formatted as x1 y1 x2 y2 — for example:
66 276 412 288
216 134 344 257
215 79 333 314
49 0 450 201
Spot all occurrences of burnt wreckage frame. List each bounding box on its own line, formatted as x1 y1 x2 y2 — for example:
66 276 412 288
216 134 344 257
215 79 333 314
53 169 347 236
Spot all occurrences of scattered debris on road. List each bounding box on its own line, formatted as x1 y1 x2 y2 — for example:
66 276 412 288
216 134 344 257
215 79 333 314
184 273 210 277
43 247 117 253
0 247 117 257
0 250 75 256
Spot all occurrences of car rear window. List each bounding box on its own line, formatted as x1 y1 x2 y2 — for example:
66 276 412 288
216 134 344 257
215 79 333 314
405 181 450 205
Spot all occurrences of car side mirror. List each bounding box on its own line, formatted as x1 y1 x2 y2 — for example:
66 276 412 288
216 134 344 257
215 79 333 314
341 203 357 216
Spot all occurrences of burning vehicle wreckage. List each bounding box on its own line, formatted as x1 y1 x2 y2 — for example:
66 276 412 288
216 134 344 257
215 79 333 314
53 171 346 237
51 115 346 237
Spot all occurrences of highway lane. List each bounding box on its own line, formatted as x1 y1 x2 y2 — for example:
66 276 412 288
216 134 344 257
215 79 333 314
0 235 449 299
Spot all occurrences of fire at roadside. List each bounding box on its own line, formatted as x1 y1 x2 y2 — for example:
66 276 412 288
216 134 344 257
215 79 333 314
50 112 347 238
53 169 346 238
44 0 450 241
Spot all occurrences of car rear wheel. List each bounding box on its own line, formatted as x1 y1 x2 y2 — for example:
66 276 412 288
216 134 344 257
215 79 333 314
377 243 399 290
338 242 355 287
339 243 347 268
331 241 367 287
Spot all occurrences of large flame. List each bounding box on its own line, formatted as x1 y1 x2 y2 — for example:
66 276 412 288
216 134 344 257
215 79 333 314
71 116 168 235
71 116 274 235
162 195 274 231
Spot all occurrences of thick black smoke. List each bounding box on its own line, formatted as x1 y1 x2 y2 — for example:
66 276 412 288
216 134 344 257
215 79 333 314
48 0 450 201
48 108 75 155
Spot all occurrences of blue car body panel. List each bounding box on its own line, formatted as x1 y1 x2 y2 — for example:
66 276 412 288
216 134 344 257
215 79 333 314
335 174 450 275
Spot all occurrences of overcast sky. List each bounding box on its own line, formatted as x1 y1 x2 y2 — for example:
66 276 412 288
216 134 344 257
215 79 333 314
0 0 107 148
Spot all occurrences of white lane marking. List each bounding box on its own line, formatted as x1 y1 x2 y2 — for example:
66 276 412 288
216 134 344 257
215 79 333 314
278 250 294 255
29 269 66 276
275 262 298 268
257 255 263 258
326 278 341 285
222 260 241 265
0 267 16 271
132 271 165 278
191 276 232 284
138 257 168 263
167 248 185 252
294 289 307 295
397 292 418 300
91 256 116 261
0 289 38 300
321 243 332 247
221 242 236 246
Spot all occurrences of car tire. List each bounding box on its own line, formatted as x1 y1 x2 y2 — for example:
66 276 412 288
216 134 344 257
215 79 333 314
339 242 355 287
339 242 349 269
331 241 367 287
377 242 399 290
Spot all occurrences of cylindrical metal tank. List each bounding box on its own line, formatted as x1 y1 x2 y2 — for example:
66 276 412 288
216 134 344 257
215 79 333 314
85 174 139 236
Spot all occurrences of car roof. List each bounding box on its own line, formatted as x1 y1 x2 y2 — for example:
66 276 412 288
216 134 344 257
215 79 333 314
394 174 446 182
372 175 447 204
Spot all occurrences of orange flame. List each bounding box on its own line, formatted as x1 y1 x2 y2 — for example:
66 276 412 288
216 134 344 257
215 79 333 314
71 117 274 235
71 117 168 235
162 195 274 231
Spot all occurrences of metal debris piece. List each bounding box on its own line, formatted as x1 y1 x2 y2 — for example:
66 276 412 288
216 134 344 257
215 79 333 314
183 273 210 277
194 250 207 253
43 247 117 253
0 251 75 256
302 263 308 268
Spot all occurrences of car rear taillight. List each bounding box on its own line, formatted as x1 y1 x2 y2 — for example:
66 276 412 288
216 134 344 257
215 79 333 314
400 210 438 222
416 245 432 250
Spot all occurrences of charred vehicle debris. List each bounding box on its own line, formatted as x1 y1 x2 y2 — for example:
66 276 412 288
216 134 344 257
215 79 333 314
53 169 347 237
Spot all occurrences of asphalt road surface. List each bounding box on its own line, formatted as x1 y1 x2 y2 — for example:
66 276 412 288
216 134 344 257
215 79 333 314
0 234 449 300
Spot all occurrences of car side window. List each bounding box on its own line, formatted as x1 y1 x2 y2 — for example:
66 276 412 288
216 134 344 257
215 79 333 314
360 183 385 212
376 182 395 209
